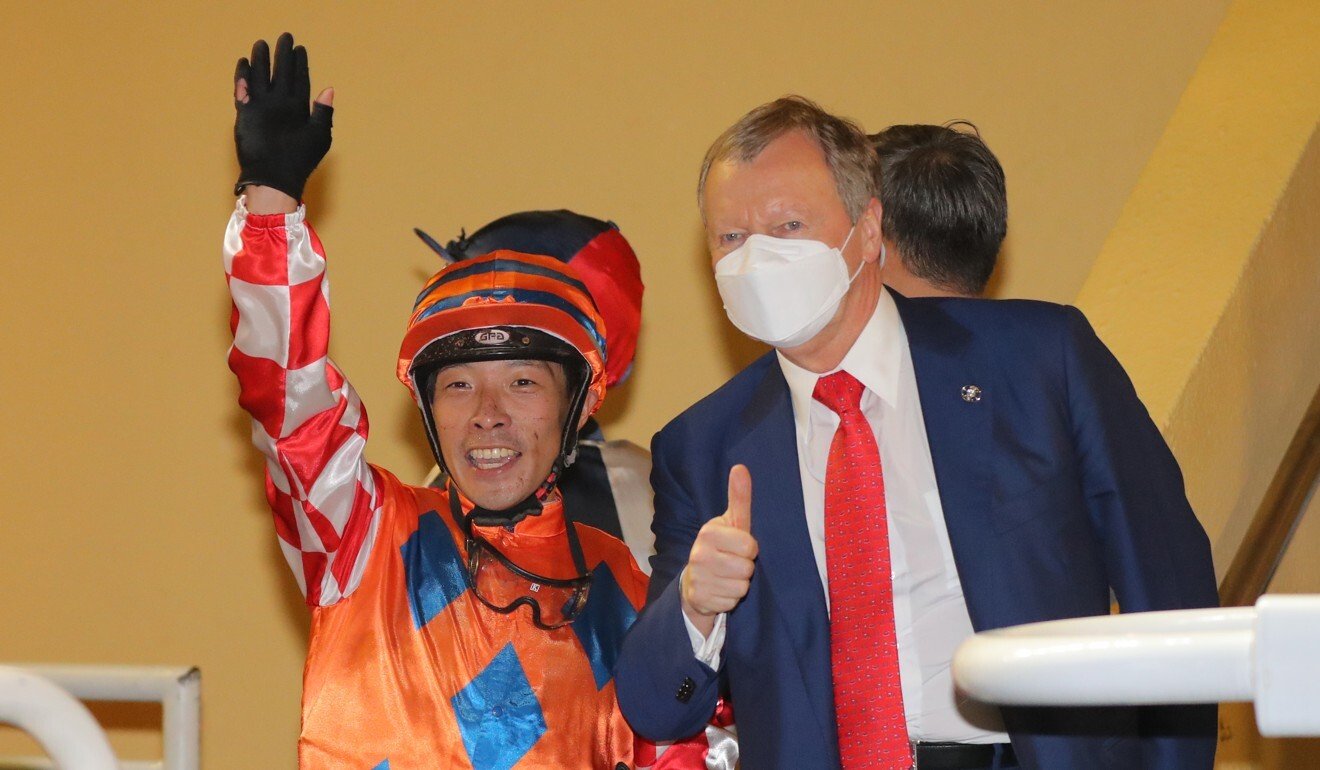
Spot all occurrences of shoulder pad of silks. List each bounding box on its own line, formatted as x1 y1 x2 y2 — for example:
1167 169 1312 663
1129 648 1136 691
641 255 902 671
397 250 607 408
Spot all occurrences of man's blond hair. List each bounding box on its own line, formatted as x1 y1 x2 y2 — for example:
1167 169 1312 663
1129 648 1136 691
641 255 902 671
698 96 878 222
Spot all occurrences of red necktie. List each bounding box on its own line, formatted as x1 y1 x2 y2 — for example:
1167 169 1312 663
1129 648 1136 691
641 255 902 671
813 371 911 769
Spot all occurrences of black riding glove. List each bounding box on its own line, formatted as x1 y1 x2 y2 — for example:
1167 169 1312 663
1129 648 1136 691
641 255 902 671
233 33 332 200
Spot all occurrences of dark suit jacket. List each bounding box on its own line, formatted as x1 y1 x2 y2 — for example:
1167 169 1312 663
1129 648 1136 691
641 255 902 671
615 295 1218 769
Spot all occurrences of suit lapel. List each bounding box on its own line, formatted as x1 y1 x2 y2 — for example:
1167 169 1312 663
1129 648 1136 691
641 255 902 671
727 360 837 741
894 295 998 631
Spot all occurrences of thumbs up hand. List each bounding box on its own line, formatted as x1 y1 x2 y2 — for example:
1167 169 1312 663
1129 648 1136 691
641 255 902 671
681 465 759 635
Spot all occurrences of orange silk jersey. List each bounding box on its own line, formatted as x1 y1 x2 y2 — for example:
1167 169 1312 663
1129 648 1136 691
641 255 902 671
299 467 649 770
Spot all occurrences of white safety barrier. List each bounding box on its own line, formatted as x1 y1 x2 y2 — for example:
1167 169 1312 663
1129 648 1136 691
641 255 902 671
952 595 1320 737
0 665 199 770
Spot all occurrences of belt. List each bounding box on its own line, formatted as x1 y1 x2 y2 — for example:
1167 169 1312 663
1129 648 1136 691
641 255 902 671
911 741 1016 770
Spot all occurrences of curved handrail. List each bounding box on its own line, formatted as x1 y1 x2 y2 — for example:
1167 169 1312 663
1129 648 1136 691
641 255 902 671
953 607 1256 705
953 595 1320 737
0 666 118 770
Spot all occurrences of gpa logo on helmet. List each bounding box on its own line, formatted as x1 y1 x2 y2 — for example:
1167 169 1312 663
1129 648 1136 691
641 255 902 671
474 329 511 346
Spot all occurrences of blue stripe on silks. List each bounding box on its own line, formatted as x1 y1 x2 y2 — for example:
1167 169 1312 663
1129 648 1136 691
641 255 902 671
413 287 606 357
400 511 470 629
370 761 390 770
452 643 547 770
571 562 638 690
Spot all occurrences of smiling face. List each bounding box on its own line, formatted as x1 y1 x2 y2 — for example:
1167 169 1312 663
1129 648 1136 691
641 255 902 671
430 359 574 510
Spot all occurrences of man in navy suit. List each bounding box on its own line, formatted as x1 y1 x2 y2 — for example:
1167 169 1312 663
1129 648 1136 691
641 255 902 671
615 96 1218 769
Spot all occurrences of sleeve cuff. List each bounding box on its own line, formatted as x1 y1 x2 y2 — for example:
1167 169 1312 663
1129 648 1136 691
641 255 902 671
235 195 306 227
679 575 727 669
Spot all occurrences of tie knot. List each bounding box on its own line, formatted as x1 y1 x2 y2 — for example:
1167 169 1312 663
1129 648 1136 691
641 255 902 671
812 370 865 415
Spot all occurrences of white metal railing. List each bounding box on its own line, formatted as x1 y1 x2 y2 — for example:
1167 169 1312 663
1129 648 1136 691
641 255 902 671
0 666 117 770
0 665 199 770
952 595 1320 737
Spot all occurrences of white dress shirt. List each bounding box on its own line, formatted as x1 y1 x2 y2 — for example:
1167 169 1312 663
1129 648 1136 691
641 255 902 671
686 288 1007 742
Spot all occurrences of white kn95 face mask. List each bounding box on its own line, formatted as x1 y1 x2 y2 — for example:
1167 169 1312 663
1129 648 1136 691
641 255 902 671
714 227 862 349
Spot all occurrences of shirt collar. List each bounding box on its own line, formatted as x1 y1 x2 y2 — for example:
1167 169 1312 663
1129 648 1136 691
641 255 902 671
777 286 904 418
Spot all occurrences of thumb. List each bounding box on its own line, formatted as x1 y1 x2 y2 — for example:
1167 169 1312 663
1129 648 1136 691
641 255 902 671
726 464 753 532
314 87 334 107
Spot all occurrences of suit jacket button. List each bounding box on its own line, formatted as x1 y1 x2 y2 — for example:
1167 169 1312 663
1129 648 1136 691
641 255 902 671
675 676 695 703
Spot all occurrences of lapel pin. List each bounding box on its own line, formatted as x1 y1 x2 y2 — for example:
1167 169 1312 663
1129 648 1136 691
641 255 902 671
960 384 983 403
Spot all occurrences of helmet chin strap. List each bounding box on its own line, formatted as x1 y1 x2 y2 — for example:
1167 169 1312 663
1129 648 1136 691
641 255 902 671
424 388 586 528
412 332 592 526
425 449 581 530
464 489 545 528
452 454 569 528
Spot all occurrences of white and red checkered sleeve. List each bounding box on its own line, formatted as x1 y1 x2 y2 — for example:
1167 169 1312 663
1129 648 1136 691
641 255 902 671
223 198 383 607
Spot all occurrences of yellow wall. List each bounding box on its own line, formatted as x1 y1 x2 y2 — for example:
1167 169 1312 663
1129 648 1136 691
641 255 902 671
0 2 1233 766
1072 1 1319 767
1073 0 1320 579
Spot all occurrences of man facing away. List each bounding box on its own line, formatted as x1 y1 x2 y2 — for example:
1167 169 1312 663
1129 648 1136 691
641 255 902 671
224 34 699 769
871 122 1006 298
615 96 1218 769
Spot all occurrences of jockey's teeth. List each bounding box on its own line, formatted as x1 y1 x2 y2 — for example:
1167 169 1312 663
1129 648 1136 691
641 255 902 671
469 448 518 464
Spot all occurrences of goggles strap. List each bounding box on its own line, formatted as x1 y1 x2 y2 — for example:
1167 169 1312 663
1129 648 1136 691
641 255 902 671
564 505 588 578
448 483 590 583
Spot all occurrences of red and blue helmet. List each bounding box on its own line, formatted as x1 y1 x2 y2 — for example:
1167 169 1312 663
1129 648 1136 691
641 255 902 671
414 210 642 388
398 250 609 490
